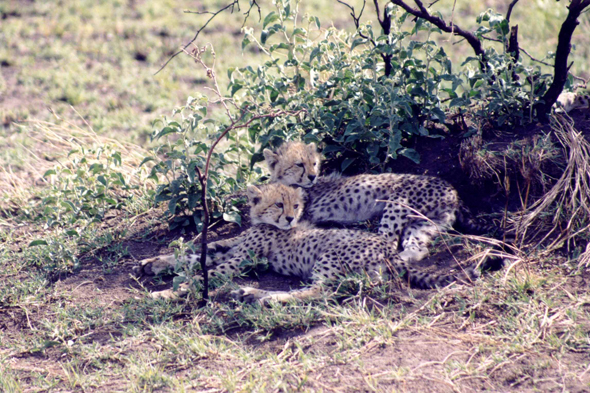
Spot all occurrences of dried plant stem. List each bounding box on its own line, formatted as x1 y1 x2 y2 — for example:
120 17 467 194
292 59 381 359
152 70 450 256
514 117 590 262
182 44 307 300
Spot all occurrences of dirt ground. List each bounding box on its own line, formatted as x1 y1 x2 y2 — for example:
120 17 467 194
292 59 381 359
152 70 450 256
6 113 590 391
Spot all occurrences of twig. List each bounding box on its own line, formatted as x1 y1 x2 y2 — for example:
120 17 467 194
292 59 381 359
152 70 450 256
536 0 590 121
389 0 488 72
154 1 239 76
337 1 377 46
480 35 553 67
181 44 307 300
242 0 262 27
505 0 520 23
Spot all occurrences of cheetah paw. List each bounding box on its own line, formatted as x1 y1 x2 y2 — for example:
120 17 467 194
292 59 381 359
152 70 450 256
134 257 174 277
149 283 189 300
399 246 429 262
231 287 270 305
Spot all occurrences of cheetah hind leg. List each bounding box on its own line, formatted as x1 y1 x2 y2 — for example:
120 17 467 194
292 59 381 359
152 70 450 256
398 221 438 262
399 211 456 262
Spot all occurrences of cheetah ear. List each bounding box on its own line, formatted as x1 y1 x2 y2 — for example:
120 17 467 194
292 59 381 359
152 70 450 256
247 185 263 205
296 187 305 200
305 143 318 154
263 148 278 171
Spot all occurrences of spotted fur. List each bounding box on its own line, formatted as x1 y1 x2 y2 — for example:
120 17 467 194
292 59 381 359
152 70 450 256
138 184 478 303
263 142 321 188
265 142 496 262
556 92 590 113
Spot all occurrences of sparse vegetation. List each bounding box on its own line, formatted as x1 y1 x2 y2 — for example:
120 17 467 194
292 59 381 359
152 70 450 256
1 0 589 391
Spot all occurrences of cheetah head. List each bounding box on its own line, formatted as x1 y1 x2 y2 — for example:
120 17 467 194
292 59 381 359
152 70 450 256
247 183 305 230
263 142 321 188
574 93 590 110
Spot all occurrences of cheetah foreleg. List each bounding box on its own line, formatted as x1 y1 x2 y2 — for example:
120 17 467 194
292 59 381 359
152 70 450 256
231 285 322 305
135 236 244 276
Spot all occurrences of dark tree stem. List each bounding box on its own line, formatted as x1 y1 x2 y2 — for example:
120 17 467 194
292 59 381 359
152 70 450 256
536 0 590 121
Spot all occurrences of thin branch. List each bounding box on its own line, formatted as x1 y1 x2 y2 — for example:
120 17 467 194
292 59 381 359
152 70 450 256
505 0 520 23
481 35 553 67
154 1 239 76
242 0 262 27
337 0 375 46
389 0 488 71
536 0 590 120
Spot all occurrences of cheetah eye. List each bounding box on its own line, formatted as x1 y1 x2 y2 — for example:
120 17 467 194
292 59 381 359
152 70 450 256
275 202 284 209
296 163 304 168
294 204 299 209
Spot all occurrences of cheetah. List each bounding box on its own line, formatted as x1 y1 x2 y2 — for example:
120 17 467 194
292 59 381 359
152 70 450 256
264 142 495 263
138 183 478 303
556 91 590 113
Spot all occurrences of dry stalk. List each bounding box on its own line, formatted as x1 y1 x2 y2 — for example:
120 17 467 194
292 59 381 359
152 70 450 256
512 116 590 262
178 43 307 300
0 118 154 207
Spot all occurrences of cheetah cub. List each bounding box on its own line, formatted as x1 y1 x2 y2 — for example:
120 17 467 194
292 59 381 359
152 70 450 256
138 183 478 303
264 142 492 263
556 91 590 113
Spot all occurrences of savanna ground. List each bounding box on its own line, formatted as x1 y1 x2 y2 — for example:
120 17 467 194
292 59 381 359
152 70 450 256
1 0 590 391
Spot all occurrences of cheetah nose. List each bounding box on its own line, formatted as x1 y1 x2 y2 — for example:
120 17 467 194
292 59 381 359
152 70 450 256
308 175 316 182
285 216 294 224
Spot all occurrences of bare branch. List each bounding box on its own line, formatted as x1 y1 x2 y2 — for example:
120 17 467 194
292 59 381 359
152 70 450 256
536 0 590 120
242 0 262 27
389 0 488 71
481 35 553 67
337 0 376 46
154 1 239 76
505 0 520 23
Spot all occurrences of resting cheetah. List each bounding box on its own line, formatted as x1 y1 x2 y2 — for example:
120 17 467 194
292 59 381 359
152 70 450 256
264 142 482 262
556 91 590 113
138 183 477 303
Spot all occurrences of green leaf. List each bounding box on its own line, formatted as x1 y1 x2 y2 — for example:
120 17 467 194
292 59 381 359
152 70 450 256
341 158 356 172
43 169 57 177
400 148 420 164
263 12 279 29
314 16 320 29
269 43 290 53
168 198 179 215
112 151 122 166
97 175 107 186
351 38 367 51
292 27 306 36
241 36 251 51
29 240 48 247
139 157 154 167
261 29 270 44
154 126 177 140
223 211 242 226
230 83 243 96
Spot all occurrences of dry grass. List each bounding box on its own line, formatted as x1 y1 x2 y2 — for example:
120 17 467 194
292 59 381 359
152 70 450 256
511 116 590 263
0 114 154 213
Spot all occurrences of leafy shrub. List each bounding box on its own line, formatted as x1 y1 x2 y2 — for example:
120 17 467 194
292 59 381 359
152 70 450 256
224 3 556 173
146 94 261 230
150 1 562 227
236 3 458 171
39 143 148 229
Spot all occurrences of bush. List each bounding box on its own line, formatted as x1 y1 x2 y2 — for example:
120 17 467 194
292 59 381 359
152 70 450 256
149 0 570 226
